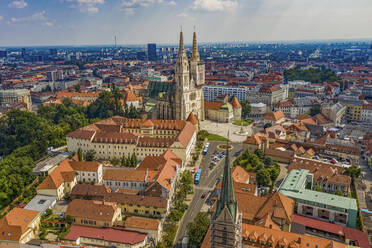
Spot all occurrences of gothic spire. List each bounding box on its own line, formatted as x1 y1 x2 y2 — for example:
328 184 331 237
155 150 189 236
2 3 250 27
191 30 200 61
176 30 188 64
214 133 237 220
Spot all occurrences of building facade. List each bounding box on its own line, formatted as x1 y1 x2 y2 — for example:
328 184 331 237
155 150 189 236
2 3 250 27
66 117 196 162
0 89 32 111
145 31 205 121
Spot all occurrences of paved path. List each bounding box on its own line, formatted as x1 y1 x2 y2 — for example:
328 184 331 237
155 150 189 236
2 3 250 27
200 120 252 142
174 141 242 246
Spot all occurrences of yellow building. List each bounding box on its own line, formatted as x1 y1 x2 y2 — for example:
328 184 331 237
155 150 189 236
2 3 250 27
66 199 121 228
0 208 41 247
104 193 169 218
66 116 196 162
346 103 362 121
36 159 77 200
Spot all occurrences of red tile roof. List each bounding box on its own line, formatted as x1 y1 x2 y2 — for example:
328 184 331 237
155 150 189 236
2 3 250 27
230 96 242 108
186 112 198 125
292 214 370 248
64 225 147 245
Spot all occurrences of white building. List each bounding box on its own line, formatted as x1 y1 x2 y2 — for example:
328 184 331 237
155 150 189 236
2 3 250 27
203 85 248 101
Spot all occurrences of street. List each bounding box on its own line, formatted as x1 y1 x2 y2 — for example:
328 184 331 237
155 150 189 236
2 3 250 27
174 141 242 246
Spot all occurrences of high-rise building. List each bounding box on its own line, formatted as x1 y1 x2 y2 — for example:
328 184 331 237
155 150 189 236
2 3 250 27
0 50 7 58
147 43 157 61
50 48 57 56
211 141 242 248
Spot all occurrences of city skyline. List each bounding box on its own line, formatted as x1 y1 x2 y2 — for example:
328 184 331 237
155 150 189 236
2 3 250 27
1 0 372 46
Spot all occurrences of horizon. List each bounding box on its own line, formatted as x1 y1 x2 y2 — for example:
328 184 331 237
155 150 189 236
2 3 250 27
2 37 372 49
1 0 372 47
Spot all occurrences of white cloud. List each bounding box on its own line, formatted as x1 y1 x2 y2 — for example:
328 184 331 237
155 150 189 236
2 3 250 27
121 0 172 14
62 0 104 14
8 0 28 9
177 12 188 17
10 11 46 23
192 0 237 11
43 22 54 27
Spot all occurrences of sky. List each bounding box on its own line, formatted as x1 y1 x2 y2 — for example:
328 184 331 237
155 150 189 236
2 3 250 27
0 0 372 46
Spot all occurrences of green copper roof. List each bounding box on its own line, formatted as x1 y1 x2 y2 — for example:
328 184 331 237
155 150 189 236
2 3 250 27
214 143 237 221
147 81 174 98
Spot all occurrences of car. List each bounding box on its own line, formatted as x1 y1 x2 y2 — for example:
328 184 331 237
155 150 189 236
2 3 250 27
221 152 226 155
201 193 206 199
59 212 65 218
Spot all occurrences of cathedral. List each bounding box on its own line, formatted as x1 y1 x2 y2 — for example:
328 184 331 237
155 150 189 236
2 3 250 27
144 31 205 121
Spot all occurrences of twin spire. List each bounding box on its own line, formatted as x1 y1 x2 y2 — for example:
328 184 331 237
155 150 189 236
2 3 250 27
178 29 200 61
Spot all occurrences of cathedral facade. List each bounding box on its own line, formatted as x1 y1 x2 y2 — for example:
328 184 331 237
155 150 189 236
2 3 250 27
145 31 205 121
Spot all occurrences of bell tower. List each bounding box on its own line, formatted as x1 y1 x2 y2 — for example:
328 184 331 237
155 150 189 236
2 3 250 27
175 30 190 91
211 137 242 248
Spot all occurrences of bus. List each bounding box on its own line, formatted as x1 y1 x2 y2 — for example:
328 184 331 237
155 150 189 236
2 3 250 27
194 169 202 184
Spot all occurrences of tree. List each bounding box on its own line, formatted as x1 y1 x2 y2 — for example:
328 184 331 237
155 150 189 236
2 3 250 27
77 148 83 161
268 164 280 184
186 212 210 246
65 215 73 225
310 105 321 116
74 84 81 93
85 150 96 161
241 100 251 119
315 185 322 192
264 123 272 129
264 157 274 166
344 166 361 179
335 190 344 196
257 169 271 187
130 153 137 167
254 149 264 160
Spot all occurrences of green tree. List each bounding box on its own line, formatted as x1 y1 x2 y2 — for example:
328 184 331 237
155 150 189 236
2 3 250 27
264 123 272 129
241 100 251 119
335 190 344 196
85 150 96 161
77 148 83 161
74 84 81 93
268 164 280 184
310 105 321 116
315 185 322 192
186 212 210 247
130 153 138 167
257 169 271 187
65 215 73 225
344 166 362 181
254 149 264 160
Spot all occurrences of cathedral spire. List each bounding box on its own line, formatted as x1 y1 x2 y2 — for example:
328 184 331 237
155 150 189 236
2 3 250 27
214 133 237 220
191 29 200 61
178 30 185 57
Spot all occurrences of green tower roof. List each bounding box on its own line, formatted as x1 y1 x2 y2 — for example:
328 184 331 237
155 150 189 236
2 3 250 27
214 139 237 221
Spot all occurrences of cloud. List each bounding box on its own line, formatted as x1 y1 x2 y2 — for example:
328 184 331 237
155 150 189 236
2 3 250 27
10 11 46 23
43 22 54 27
62 0 104 14
177 12 188 17
0 16 3 22
121 0 174 14
8 0 28 9
192 0 237 11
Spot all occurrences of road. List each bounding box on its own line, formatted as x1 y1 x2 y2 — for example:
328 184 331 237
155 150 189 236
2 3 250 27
174 141 242 246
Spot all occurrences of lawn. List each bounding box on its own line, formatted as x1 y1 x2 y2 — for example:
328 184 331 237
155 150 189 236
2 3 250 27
207 133 229 142
232 120 254 126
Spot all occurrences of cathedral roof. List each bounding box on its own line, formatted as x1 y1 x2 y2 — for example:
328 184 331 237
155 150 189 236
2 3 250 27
186 112 198 125
230 96 242 108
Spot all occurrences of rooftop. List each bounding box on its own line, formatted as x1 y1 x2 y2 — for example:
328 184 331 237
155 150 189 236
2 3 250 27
279 170 357 211
64 225 147 245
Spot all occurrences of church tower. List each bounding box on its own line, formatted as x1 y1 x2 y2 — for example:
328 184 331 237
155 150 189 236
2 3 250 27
211 139 242 248
174 30 205 121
